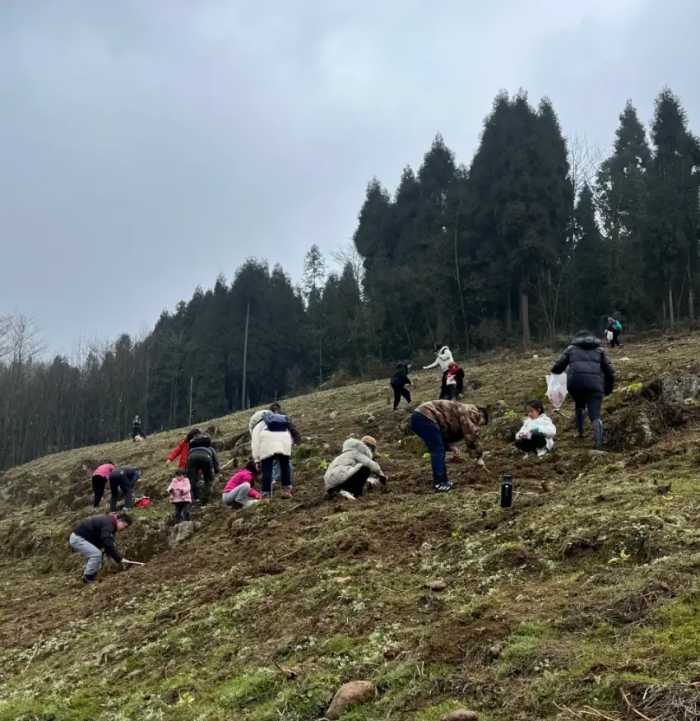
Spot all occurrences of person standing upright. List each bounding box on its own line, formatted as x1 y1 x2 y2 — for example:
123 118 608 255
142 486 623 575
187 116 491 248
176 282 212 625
551 330 615 449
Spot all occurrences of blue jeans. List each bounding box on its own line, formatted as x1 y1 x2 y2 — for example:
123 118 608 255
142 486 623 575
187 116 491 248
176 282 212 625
410 411 447 486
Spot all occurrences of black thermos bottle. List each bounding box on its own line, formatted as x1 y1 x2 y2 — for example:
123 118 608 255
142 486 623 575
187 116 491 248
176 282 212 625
500 473 513 508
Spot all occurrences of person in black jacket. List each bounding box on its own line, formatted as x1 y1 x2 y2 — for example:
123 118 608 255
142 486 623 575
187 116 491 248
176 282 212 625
109 467 140 512
69 512 133 583
551 330 615 448
390 362 412 410
187 434 220 505
132 415 146 440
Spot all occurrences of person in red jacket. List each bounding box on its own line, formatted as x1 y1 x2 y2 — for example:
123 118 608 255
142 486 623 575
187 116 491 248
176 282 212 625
165 428 201 470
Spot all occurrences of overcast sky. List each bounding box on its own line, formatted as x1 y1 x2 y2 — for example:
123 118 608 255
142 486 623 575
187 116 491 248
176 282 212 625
1 0 699 356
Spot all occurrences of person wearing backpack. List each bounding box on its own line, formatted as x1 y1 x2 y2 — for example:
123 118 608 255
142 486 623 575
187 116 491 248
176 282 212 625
249 403 300 499
606 317 623 348
551 330 615 449
186 434 220 506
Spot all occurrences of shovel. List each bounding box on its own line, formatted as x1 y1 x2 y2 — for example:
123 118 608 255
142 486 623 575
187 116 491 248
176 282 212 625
122 559 145 566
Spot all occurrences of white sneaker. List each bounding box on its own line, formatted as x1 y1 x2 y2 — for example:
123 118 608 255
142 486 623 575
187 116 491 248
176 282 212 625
338 490 357 501
536 448 548 458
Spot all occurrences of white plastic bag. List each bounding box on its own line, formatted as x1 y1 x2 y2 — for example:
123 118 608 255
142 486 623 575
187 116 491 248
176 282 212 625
546 373 568 411
605 330 613 343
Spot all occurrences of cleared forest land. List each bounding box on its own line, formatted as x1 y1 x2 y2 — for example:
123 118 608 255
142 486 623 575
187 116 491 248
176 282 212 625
1 333 699 721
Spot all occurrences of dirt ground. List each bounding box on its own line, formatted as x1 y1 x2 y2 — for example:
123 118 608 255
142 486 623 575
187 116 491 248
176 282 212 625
1 333 699 721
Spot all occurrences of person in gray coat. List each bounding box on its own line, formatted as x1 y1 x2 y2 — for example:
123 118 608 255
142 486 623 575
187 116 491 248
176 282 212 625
324 436 387 500
551 330 615 448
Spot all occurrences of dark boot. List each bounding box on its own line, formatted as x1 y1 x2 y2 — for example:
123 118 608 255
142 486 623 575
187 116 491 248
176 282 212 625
593 419 604 449
576 409 585 438
83 573 97 584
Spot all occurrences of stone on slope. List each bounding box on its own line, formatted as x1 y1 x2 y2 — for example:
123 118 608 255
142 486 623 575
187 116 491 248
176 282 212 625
168 521 194 547
326 680 377 719
442 709 478 721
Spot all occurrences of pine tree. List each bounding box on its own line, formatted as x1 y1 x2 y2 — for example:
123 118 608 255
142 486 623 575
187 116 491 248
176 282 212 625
571 184 609 328
467 92 571 348
596 101 651 319
646 89 700 327
303 245 326 385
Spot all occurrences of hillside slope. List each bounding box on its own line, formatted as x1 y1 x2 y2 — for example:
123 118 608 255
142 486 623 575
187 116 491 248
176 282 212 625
1 335 699 721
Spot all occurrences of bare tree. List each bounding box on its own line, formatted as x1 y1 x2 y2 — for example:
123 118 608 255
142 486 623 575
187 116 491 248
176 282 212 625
332 243 365 294
0 314 13 360
568 134 602 200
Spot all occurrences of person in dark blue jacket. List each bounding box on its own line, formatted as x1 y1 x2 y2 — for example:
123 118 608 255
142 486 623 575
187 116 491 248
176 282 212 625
551 331 615 448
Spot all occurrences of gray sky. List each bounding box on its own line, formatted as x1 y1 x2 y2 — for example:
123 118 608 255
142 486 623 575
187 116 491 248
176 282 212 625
2 0 699 356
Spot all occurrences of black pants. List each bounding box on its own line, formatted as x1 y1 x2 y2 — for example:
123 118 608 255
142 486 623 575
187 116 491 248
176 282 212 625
392 384 411 410
174 502 191 523
187 455 214 504
571 391 604 447
330 467 371 498
109 472 134 512
92 474 108 507
261 454 290 495
515 432 547 453
611 330 621 347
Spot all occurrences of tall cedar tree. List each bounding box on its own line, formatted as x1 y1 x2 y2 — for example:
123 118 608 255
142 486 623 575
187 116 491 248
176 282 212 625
596 101 651 318
646 89 700 327
572 184 609 327
467 92 572 348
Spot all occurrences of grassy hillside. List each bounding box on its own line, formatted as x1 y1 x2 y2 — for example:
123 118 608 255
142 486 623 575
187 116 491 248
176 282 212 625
1 334 699 721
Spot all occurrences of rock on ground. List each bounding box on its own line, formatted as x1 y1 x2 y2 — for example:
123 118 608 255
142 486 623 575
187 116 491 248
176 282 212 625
168 521 194 547
442 710 478 721
326 680 377 719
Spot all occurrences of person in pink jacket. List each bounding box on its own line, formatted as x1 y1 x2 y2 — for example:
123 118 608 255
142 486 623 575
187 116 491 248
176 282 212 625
167 468 192 523
91 461 115 508
222 461 262 509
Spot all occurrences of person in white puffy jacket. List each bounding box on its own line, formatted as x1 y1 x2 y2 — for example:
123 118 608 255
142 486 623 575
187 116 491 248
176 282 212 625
514 400 557 457
249 403 301 499
324 436 387 500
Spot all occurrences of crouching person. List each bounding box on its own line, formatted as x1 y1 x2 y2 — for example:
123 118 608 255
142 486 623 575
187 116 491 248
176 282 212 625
69 512 132 584
222 461 262 508
324 435 387 501
514 400 557 457
109 467 140 512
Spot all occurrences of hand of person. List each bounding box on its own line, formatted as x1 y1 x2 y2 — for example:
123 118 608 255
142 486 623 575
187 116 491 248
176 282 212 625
165 459 171 465
476 457 486 469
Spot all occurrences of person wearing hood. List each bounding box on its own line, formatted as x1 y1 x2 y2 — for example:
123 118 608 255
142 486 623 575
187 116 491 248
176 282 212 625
551 330 615 449
423 345 454 372
390 362 412 410
249 404 301 499
324 436 387 500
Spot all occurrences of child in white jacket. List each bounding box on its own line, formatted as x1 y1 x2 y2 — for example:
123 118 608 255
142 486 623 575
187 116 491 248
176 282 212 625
515 400 557 457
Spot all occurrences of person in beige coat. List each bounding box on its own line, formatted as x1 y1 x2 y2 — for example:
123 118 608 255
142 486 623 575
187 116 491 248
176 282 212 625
324 436 387 500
